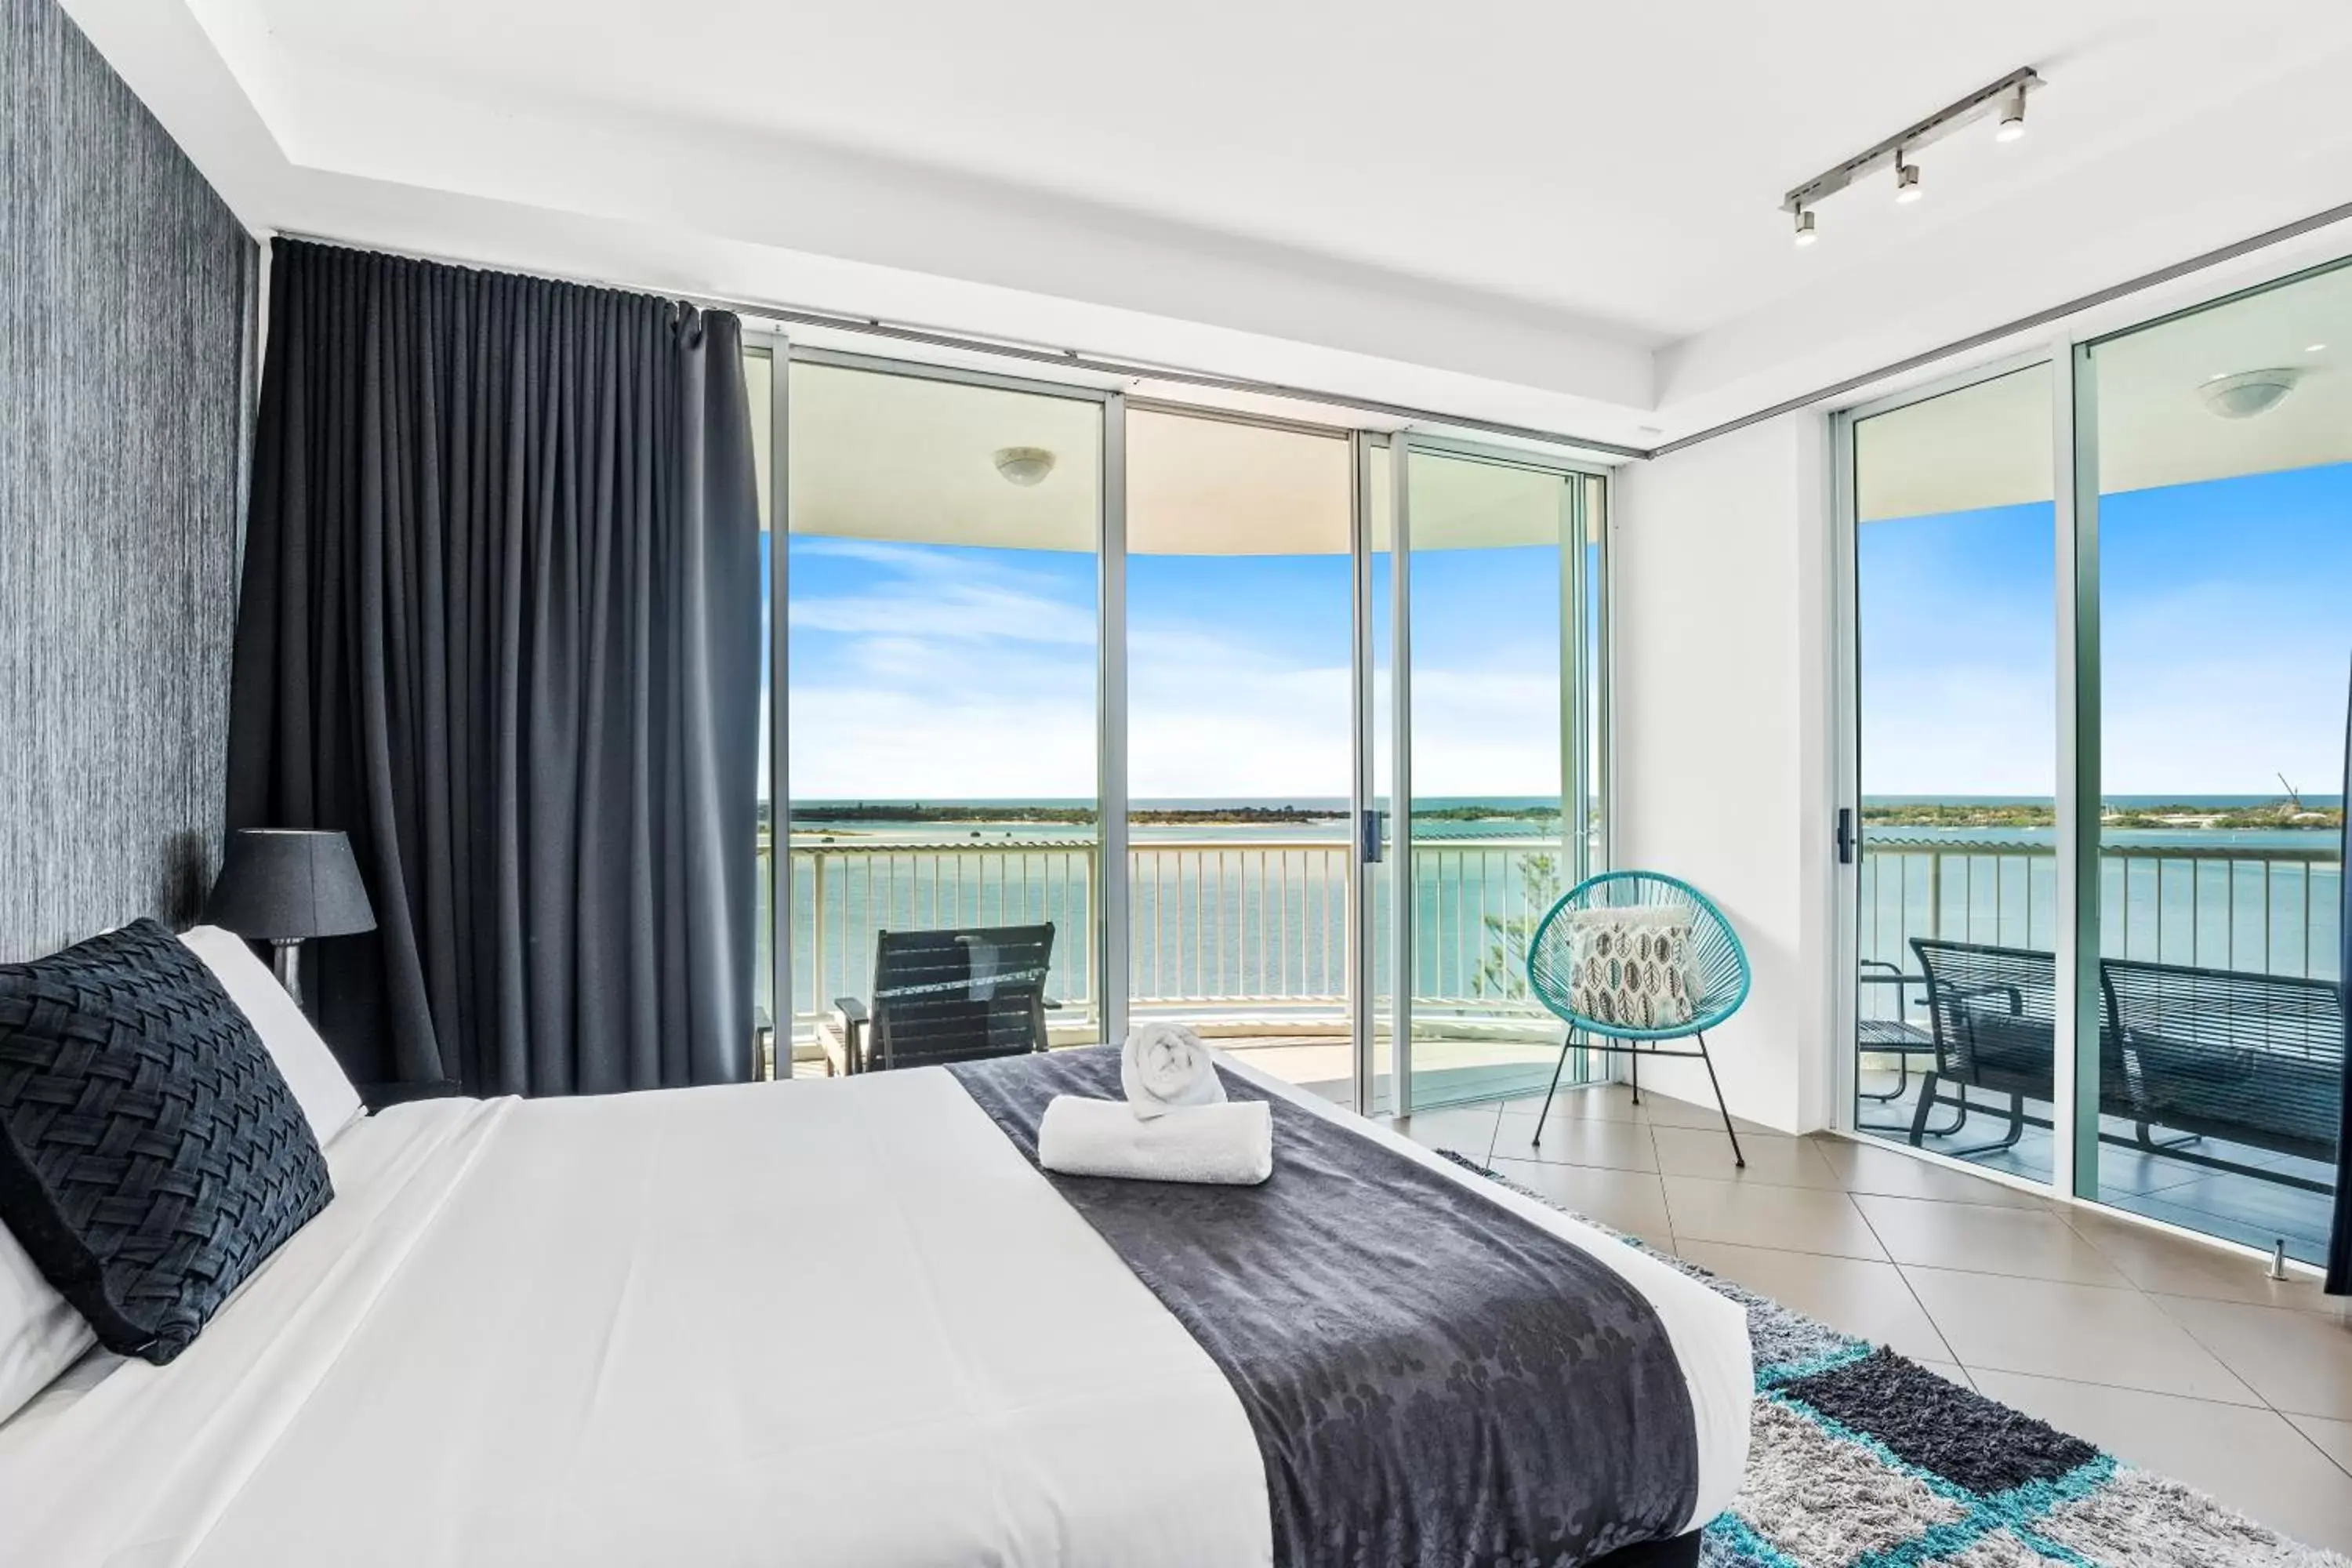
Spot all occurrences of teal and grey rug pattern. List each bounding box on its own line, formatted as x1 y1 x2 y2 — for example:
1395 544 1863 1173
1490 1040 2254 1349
1440 1154 2348 1568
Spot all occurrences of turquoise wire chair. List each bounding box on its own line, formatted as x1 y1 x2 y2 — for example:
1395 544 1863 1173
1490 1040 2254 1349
1523 870 1753 1166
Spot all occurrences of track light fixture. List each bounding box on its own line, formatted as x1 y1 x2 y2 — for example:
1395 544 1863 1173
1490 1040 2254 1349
1779 65 2040 241
1995 87 2028 142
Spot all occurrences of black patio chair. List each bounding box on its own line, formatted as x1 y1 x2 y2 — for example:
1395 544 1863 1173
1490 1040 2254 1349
1856 959 1951 1136
1907 938 2070 1156
822 923 1058 1075
2100 956 2341 1192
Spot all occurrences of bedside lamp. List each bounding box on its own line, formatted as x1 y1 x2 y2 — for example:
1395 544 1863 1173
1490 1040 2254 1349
205 829 376 1009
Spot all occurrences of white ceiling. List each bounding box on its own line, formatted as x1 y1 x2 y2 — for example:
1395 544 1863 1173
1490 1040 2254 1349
59 0 2352 451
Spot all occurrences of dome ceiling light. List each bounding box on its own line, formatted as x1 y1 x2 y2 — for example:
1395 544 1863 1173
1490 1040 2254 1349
1780 65 2042 245
2198 368 2303 420
993 446 1056 486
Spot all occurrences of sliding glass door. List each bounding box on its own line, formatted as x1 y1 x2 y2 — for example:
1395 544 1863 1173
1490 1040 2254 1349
1399 443 1602 1112
1123 408 1357 1102
2080 264 2351 1261
1841 255 2350 1262
781 354 1110 1059
753 343 1611 1116
1846 364 2058 1182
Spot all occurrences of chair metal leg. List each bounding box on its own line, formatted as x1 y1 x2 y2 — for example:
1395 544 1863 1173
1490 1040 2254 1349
1629 1043 1642 1105
1908 1073 1944 1145
1940 1090 2029 1158
2134 1120 2201 1154
1531 1029 1576 1148
1694 1030 1744 1168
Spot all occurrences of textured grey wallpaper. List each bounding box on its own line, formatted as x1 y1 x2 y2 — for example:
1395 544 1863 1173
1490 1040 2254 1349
0 0 257 960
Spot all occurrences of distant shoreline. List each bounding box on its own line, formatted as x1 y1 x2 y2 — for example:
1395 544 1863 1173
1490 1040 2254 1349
785 802 1569 828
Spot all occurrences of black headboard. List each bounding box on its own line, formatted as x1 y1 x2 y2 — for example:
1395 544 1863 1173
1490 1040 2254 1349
0 0 258 960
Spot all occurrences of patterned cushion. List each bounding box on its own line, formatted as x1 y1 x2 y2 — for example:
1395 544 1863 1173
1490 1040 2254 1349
1564 908 1698 1029
0 919 332 1363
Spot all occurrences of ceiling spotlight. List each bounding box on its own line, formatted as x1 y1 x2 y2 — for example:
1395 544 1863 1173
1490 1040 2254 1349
2308 343 2329 354
1793 209 1819 247
1893 160 1923 204
2198 368 2303 420
992 446 1056 486
1994 88 2028 142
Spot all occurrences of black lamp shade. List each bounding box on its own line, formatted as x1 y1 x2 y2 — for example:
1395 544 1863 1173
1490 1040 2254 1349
205 829 377 942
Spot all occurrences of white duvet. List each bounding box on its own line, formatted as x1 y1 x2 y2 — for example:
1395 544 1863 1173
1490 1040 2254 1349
0 1061 1749 1567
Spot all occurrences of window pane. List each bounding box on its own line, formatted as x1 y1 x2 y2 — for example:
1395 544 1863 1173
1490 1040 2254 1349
1124 408 1354 1102
1405 451 1578 1110
1850 365 2056 1184
785 363 1104 1062
2088 263 2352 1261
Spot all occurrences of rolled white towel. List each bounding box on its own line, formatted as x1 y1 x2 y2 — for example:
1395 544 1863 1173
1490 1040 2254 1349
1120 1022 1225 1120
1038 1096 1273 1185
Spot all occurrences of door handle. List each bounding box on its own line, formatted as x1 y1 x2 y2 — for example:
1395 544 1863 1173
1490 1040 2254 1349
1835 806 1856 865
1359 808 1385 864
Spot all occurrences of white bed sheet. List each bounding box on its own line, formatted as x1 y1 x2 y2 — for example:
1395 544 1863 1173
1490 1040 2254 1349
0 1060 1748 1568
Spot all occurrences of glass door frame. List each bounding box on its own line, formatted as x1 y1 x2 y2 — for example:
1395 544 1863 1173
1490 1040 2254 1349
1385 432 1611 1117
1828 348 2085 1202
749 333 1126 1058
751 334 1614 1120
1831 321 2295 1225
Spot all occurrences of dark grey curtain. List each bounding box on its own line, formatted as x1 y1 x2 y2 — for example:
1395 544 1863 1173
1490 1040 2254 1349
226 238 760 1099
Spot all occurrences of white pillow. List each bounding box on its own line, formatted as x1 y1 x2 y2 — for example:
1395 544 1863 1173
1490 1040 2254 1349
1564 906 1701 1030
179 925 366 1147
0 1227 93 1428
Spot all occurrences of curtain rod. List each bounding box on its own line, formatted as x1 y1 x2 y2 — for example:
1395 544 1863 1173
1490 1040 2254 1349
274 230 1651 462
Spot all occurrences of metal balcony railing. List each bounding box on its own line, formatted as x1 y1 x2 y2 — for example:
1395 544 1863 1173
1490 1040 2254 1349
1857 835 2343 1026
756 835 1575 1034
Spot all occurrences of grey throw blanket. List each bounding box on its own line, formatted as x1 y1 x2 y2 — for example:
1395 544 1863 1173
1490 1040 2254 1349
948 1047 1698 1567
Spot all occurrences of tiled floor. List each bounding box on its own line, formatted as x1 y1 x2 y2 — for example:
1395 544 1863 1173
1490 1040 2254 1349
1386 1081 2352 1555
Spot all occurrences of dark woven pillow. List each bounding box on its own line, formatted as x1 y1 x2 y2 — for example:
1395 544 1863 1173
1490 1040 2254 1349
0 918 332 1363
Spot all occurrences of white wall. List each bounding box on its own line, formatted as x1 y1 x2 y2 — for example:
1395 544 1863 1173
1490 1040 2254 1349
1609 413 1837 1134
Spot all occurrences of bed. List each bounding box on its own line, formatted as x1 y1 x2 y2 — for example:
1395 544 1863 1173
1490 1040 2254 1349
0 1044 1750 1566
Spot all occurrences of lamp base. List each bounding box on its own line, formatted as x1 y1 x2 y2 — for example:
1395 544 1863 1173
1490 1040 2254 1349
269 939 304 1011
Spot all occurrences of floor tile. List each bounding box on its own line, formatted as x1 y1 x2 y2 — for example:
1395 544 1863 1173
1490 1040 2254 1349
1673 1239 1949 1361
1967 1369 2352 1555
1661 1177 1887 1261
1488 1158 1675 1250
2148 1294 2352 1421
1386 1103 1497 1162
1901 1265 2262 1405
1814 1137 2045 1209
1497 1083 1650 1127
2059 1205 2338 1313
1650 1125 1842 1189
1621 1090 1777 1137
2285 1412 2352 1476
1504 1113 1658 1174
1851 1194 2132 1287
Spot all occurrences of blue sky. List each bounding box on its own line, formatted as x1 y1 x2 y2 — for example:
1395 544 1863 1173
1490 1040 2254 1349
775 537 1576 800
1860 462 2352 798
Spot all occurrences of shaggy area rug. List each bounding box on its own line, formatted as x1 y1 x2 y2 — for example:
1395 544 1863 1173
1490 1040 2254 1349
1439 1153 2349 1568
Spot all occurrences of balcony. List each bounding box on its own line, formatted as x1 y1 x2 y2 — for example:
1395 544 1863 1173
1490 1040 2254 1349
757 832 1573 1104
1857 834 2343 1265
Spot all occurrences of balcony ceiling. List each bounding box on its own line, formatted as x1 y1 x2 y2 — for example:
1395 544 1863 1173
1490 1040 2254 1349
789 366 1572 555
1857 260 2352 522
60 0 2352 452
